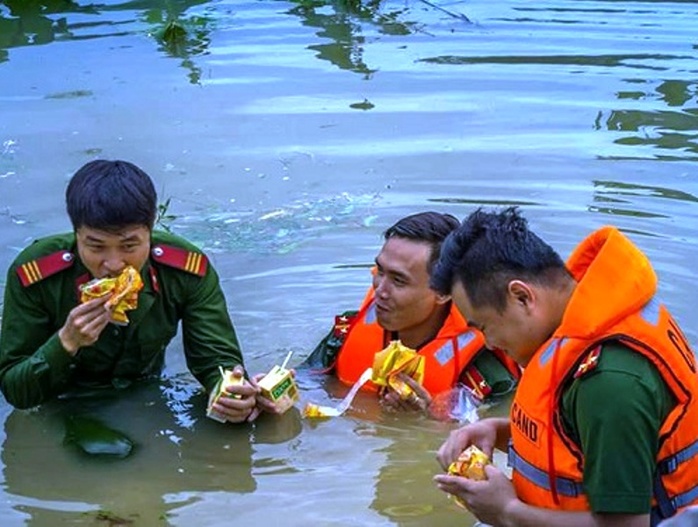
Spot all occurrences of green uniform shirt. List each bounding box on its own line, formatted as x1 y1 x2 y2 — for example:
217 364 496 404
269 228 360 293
0 230 244 409
561 341 675 513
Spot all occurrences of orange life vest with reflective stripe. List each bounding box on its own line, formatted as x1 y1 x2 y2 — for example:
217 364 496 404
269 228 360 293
509 228 698 523
335 288 519 397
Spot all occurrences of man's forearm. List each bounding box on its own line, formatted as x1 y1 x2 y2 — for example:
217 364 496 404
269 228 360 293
0 334 73 409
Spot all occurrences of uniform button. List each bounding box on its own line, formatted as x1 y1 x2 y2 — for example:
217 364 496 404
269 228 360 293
113 328 120 336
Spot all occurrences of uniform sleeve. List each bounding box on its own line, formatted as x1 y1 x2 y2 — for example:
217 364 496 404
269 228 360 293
0 264 76 409
561 342 675 513
178 262 245 392
467 348 519 398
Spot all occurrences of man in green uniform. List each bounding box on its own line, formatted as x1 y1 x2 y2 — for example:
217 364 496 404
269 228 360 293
431 207 698 526
0 159 258 423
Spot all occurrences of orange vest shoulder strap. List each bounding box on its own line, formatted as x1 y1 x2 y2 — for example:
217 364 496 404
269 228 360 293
16 250 75 287
151 244 208 277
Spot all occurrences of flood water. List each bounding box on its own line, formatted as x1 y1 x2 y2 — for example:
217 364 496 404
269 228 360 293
0 0 697 526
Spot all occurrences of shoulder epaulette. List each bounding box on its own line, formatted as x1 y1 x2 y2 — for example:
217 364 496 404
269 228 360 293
151 244 208 277
574 345 602 379
333 311 359 339
462 364 492 401
16 250 75 287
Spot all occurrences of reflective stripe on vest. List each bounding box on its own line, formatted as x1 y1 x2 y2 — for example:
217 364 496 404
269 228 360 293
509 447 585 498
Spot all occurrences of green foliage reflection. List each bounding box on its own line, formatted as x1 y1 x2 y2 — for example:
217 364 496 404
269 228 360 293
284 0 422 77
0 0 214 84
595 80 698 160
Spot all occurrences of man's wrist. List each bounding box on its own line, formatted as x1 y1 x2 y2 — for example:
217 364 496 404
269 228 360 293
58 328 78 356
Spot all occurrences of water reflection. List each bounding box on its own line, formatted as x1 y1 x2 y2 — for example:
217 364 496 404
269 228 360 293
132 0 213 84
593 80 698 160
0 378 301 525
0 0 88 63
370 394 513 527
283 0 421 77
0 0 214 83
589 180 698 221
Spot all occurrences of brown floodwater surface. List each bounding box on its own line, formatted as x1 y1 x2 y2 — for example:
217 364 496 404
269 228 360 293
0 0 697 525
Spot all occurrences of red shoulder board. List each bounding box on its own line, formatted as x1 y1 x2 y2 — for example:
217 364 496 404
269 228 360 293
151 244 208 277
461 364 492 401
16 250 75 287
574 345 602 379
333 312 358 339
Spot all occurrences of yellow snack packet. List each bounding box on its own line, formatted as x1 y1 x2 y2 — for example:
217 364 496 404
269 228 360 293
79 266 143 325
371 340 425 399
302 402 332 418
447 444 490 509
448 444 490 480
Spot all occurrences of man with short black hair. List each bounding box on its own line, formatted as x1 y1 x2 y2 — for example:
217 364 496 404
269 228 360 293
303 211 521 416
432 207 698 526
0 159 257 423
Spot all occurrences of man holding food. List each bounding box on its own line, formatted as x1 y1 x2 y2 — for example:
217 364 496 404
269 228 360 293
302 211 521 416
431 207 698 526
0 159 258 423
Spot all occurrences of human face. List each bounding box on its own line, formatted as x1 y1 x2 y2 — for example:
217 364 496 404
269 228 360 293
372 237 449 348
451 280 541 367
76 225 151 279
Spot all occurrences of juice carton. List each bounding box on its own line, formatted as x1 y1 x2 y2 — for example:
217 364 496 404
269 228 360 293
257 364 299 414
206 367 244 423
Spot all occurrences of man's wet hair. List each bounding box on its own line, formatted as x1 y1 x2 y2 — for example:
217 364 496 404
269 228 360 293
430 206 569 312
66 159 158 232
383 211 460 274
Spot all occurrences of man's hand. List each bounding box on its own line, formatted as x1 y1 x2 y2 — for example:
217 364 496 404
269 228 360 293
380 372 432 412
435 464 652 527
58 295 113 355
436 417 508 470
434 464 517 525
210 366 259 423
250 369 296 417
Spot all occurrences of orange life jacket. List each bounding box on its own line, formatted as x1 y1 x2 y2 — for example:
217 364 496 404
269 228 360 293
335 288 520 397
509 227 698 524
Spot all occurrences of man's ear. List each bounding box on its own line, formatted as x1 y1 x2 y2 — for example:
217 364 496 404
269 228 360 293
435 292 451 306
508 280 534 309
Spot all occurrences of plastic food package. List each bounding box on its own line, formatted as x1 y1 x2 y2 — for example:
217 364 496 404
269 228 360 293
448 444 490 480
79 266 143 325
302 402 331 418
371 340 425 399
429 384 482 423
447 444 491 510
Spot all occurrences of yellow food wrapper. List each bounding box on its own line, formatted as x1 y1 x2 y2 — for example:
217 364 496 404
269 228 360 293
206 367 244 423
371 340 425 399
448 444 490 480
447 444 490 509
302 402 332 418
257 365 299 414
79 266 143 325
